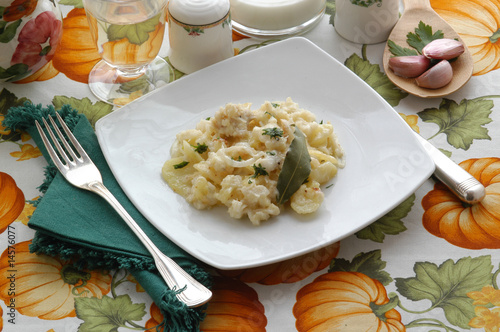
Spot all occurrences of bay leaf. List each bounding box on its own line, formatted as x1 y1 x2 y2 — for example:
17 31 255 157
276 127 311 204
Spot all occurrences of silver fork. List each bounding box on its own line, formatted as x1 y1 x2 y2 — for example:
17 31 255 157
35 113 212 307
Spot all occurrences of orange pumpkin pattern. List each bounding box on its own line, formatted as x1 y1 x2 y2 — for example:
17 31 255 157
51 8 101 83
0 172 25 234
423 157 500 249
0 241 112 319
15 200 37 226
232 30 250 42
218 242 340 285
145 301 165 331
145 276 267 331
200 276 267 331
294 271 405 332
0 115 10 136
99 21 165 68
431 0 500 75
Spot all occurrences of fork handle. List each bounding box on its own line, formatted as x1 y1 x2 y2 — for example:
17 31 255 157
87 181 212 307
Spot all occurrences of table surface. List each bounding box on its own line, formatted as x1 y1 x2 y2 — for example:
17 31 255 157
2 1 500 331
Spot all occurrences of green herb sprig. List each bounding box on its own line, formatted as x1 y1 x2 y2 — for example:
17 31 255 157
173 161 189 169
262 127 283 140
192 143 208 154
251 164 268 178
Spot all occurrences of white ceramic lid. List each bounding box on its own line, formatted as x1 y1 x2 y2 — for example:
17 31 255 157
168 0 230 25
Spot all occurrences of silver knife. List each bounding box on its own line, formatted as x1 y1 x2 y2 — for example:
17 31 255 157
414 133 485 204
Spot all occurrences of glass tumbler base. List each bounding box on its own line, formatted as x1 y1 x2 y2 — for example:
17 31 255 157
231 7 325 38
88 56 173 106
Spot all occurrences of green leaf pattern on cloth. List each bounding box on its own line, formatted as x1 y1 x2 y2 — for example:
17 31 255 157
75 294 147 331
107 13 161 45
355 194 414 242
325 0 336 25
0 88 30 117
396 256 494 329
418 98 493 150
329 250 393 286
344 53 408 106
52 96 113 127
0 88 30 142
58 0 84 8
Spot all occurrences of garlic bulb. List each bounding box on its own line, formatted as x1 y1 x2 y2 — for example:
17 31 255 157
388 55 431 78
422 38 465 60
415 60 453 89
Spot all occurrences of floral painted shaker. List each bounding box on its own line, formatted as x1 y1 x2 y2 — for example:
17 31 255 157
167 0 233 74
0 0 63 82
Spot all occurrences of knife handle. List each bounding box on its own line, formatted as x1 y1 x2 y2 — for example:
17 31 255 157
431 149 485 204
413 132 485 204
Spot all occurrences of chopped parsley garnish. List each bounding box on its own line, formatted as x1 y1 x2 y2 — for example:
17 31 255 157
262 127 283 140
173 161 189 169
271 103 280 108
192 143 208 154
251 163 268 178
266 151 276 156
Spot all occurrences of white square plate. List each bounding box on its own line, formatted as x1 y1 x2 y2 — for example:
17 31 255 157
95 37 434 269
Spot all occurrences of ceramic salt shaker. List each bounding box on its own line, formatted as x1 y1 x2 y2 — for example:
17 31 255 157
168 0 233 74
334 0 399 44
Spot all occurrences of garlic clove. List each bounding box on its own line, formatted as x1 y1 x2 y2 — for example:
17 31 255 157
422 38 465 60
415 60 453 89
388 55 431 78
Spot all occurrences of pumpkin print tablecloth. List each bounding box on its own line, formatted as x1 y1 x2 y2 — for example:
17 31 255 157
2 0 500 331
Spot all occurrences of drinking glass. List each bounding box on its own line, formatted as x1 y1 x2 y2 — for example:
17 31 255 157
82 0 172 106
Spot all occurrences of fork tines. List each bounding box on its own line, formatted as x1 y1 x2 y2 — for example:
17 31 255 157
35 113 86 168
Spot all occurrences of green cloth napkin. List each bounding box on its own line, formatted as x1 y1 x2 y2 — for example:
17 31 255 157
3 102 211 332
